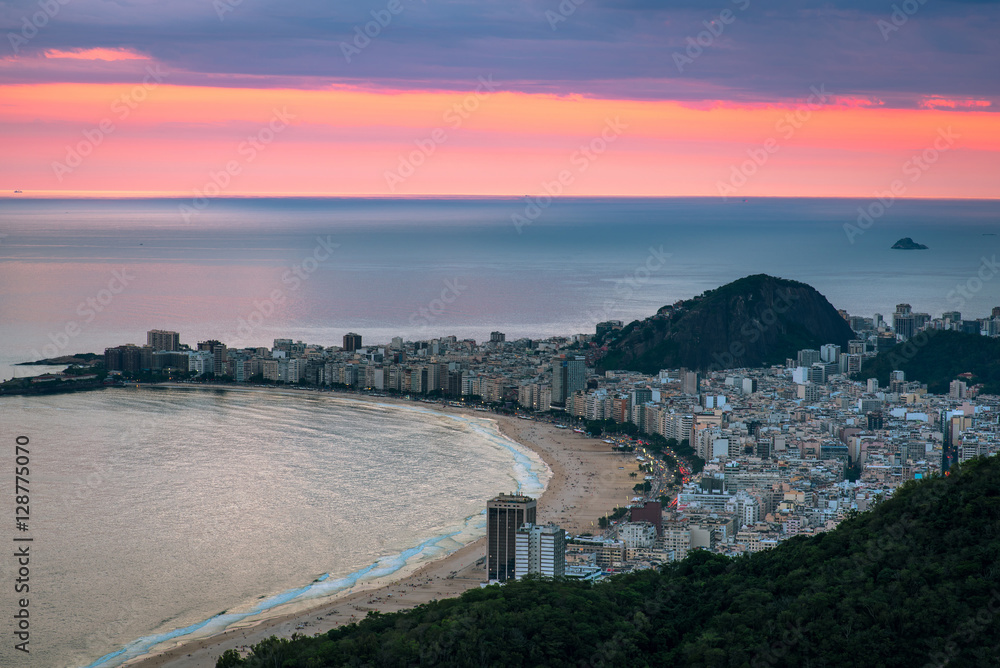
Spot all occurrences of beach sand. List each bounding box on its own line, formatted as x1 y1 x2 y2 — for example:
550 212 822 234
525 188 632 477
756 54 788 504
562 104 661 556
124 389 639 668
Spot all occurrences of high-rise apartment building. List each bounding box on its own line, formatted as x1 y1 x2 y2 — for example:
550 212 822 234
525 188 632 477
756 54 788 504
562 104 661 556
514 523 565 579
147 329 180 351
892 304 916 339
893 313 915 340
820 344 840 363
104 344 144 372
796 349 821 367
197 340 227 376
681 369 700 395
848 316 871 332
808 363 827 385
487 493 537 582
343 332 362 352
839 353 862 375
551 355 586 406
797 382 821 403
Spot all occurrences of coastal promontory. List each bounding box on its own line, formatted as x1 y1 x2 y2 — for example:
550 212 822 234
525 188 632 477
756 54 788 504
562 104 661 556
597 274 855 373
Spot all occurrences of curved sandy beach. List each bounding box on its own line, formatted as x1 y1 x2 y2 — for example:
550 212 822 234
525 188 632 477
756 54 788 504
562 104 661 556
122 385 639 668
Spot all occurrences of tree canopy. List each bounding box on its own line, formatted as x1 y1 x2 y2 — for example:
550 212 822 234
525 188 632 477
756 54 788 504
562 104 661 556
219 455 1000 667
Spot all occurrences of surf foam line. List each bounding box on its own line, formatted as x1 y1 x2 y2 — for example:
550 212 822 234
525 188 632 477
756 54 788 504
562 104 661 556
365 401 551 499
82 519 486 668
83 397 547 668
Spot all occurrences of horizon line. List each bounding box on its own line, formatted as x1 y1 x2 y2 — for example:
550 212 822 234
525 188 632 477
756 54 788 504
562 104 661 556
2 192 999 202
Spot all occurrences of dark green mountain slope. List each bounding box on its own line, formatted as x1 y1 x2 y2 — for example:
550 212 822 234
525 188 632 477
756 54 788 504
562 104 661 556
598 274 854 374
218 456 1000 668
855 329 1000 394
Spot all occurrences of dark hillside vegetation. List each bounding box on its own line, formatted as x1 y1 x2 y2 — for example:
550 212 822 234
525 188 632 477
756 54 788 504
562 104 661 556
219 456 1000 668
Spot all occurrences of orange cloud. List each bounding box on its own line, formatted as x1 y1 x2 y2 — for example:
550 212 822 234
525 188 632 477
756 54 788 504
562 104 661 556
42 48 149 61
919 97 992 110
1 83 997 198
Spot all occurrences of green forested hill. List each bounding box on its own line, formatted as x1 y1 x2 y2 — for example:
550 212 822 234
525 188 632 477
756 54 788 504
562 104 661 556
219 456 1000 668
597 274 854 373
855 330 1000 394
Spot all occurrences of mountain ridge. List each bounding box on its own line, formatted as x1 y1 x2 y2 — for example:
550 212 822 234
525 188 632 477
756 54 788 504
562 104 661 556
597 274 855 373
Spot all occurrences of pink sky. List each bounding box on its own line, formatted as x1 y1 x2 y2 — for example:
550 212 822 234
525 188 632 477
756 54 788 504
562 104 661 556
3 57 998 198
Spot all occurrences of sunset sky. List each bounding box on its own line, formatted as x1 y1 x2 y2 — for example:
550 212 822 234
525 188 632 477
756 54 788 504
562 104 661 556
2 0 998 197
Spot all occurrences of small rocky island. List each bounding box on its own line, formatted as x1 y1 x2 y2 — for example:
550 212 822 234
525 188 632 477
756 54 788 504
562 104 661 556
891 237 928 250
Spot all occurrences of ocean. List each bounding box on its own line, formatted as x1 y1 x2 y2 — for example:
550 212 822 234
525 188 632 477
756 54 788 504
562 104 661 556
0 387 548 667
1 196 998 665
1 197 998 378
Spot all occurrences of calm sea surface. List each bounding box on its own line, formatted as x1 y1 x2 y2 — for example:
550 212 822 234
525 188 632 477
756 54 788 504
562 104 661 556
0 388 548 667
1 197 998 378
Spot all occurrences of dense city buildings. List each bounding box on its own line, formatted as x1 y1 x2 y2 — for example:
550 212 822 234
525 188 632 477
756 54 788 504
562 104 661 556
95 299 1000 579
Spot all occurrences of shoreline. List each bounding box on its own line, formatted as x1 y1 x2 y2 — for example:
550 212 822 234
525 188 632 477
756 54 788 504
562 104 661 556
106 383 638 668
